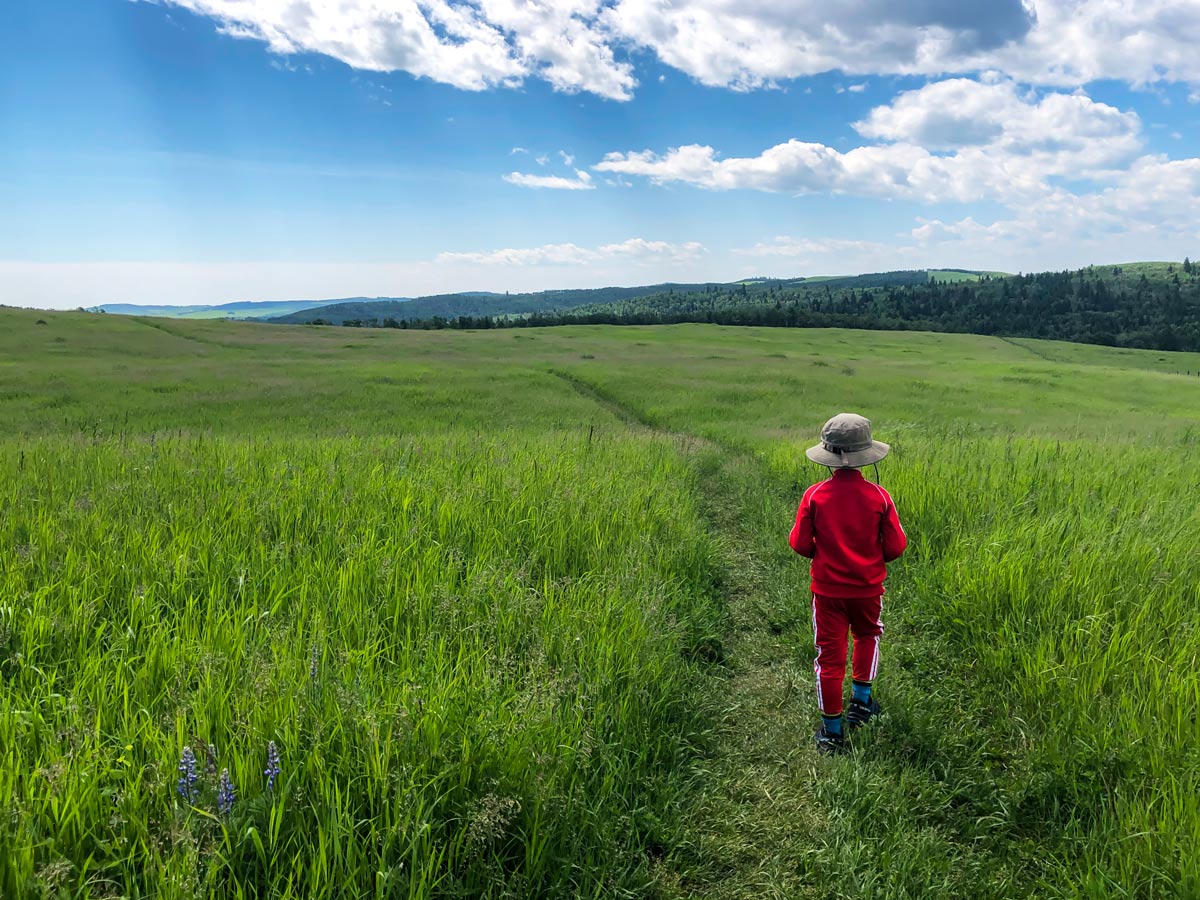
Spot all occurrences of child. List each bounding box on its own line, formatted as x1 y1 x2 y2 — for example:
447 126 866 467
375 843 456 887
789 413 907 756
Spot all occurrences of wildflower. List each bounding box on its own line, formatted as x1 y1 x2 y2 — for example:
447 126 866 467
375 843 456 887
264 741 281 791
205 743 218 775
217 768 236 816
176 747 198 802
309 645 320 680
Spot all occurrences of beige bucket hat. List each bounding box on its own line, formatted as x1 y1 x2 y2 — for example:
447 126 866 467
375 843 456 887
805 413 890 468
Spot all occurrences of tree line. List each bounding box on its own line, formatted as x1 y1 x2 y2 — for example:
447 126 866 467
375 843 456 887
315 262 1200 353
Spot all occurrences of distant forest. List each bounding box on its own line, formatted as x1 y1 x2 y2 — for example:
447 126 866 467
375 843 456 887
313 261 1200 352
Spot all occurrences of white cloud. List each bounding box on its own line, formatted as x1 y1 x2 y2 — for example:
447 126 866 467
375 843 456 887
157 0 636 100
595 79 1146 203
437 242 598 265
735 156 1200 275
734 236 890 258
847 83 868 93
502 169 595 189
602 0 1030 91
591 75 1200 268
855 78 1142 173
559 150 576 166
535 154 550 166
599 237 707 262
594 140 1024 204
436 237 705 265
154 1 1200 100
603 0 1200 91
480 0 637 99
912 157 1200 251
987 0 1200 88
511 146 529 154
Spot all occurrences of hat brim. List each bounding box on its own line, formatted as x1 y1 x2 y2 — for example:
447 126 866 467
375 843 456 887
805 440 890 468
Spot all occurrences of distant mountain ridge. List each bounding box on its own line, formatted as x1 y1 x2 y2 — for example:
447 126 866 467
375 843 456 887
86 269 1004 324
266 283 731 325
91 297 404 320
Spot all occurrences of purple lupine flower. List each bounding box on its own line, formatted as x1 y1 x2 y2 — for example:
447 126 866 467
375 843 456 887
205 743 218 775
177 747 198 802
264 741 281 791
217 768 236 815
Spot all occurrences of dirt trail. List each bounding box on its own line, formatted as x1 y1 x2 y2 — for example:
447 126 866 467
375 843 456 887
131 316 251 350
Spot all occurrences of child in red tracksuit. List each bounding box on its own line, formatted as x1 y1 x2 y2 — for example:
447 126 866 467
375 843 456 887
789 412 907 755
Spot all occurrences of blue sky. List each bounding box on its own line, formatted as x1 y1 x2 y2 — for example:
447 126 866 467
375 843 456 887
2 0 1199 308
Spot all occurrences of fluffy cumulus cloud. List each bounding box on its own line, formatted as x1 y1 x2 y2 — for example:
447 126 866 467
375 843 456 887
743 155 1200 272
854 77 1141 164
156 0 636 99
437 237 705 265
912 156 1200 250
990 0 1200 87
602 0 1034 90
591 75 1198 266
605 0 1200 90
595 79 1146 203
153 1 1200 99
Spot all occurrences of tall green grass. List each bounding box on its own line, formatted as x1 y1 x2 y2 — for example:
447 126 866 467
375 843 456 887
884 438 1199 895
0 433 721 898
4 309 1200 897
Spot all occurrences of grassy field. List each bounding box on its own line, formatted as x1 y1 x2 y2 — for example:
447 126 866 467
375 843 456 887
2 309 1198 898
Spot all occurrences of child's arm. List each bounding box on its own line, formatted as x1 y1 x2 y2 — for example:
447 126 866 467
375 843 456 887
881 498 907 562
788 487 818 557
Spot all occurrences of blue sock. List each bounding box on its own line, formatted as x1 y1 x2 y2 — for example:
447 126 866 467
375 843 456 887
852 681 872 704
821 714 843 736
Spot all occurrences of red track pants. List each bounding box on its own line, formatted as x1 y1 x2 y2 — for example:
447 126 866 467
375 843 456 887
811 593 884 716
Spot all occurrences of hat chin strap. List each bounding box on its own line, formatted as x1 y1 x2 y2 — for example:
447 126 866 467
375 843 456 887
823 441 871 454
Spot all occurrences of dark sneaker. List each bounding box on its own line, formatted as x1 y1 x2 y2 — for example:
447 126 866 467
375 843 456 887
815 725 846 756
846 696 882 729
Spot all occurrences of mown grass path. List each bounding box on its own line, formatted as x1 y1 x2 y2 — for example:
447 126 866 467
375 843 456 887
551 369 835 897
660 449 833 900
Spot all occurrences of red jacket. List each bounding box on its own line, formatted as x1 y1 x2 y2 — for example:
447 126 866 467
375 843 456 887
789 469 907 598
